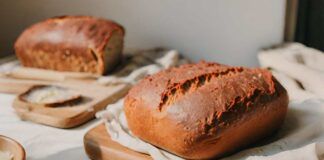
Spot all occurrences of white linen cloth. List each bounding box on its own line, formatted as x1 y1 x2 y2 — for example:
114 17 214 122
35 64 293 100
258 43 324 100
97 49 185 85
98 43 324 160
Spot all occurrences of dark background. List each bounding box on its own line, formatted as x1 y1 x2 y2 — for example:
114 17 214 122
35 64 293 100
295 0 324 51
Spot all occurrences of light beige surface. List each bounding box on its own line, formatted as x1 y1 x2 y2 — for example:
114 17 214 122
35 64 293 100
0 93 92 159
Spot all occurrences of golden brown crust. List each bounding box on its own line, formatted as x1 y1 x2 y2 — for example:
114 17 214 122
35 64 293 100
124 61 289 159
14 15 125 75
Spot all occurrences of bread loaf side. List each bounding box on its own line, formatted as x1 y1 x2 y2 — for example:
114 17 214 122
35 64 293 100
14 16 124 75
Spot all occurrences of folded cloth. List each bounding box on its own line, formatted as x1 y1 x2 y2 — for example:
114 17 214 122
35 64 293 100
98 43 324 160
98 49 188 85
258 43 324 100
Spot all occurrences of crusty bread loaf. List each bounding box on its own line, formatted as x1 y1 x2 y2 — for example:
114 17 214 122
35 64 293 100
124 61 288 159
14 16 124 75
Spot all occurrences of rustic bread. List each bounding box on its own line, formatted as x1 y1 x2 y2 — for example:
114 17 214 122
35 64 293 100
124 61 288 159
14 16 124 75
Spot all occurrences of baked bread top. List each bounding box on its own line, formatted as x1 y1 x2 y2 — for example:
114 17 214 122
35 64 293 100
127 61 278 115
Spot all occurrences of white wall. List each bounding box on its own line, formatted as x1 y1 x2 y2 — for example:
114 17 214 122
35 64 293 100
0 0 286 66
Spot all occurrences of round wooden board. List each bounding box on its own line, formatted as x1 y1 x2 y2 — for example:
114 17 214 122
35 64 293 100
0 135 26 160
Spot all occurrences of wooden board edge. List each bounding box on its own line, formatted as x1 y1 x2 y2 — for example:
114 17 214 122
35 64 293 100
84 123 151 160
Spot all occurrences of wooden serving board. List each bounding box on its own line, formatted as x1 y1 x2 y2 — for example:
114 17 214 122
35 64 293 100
84 123 151 160
5 77 131 128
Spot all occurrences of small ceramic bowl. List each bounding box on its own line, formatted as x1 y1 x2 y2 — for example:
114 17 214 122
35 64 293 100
0 135 26 160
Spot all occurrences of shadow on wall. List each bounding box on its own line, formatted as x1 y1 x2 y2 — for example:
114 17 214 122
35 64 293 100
0 0 285 66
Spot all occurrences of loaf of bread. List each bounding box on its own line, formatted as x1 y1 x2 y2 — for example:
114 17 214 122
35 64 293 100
14 16 124 75
124 61 288 159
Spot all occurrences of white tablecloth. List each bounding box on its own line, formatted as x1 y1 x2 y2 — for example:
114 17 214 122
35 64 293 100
0 93 94 160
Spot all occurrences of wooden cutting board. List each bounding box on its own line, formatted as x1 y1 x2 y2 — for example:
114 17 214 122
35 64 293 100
0 65 131 128
84 123 152 160
6 77 131 128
